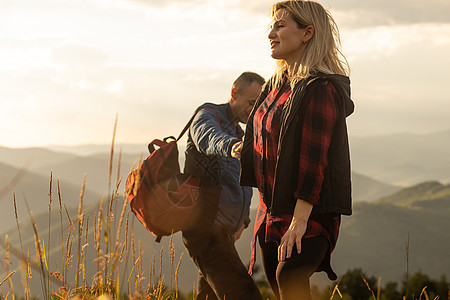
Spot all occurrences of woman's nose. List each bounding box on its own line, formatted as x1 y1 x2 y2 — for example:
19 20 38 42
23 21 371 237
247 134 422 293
268 28 275 39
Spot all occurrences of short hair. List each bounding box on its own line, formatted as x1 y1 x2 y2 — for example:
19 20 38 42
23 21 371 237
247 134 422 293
270 0 349 85
232 72 265 92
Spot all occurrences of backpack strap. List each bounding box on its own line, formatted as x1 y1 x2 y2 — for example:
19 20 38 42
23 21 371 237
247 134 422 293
147 107 222 155
176 106 222 141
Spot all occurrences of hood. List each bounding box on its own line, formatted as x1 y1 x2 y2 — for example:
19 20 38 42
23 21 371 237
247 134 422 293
322 73 354 117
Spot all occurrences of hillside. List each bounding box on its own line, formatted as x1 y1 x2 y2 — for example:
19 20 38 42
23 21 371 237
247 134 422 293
0 146 76 170
36 152 141 196
0 181 449 296
333 181 450 283
0 145 142 197
0 161 102 231
375 181 450 208
351 172 400 202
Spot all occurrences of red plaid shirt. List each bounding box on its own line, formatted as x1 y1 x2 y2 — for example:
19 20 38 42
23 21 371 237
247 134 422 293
250 79 340 280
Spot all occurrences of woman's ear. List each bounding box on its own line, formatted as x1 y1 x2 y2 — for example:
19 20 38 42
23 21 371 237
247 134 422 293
303 25 314 43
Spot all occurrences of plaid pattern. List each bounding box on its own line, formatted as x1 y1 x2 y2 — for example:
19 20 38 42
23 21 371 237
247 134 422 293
249 80 341 279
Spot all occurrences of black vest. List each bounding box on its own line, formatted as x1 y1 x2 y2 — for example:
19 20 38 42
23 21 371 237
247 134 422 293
240 73 354 216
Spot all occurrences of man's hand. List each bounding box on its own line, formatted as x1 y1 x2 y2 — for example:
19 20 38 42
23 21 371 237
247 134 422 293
231 141 243 159
234 223 245 242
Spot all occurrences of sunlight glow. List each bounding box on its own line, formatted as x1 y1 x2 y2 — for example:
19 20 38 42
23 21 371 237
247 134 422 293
0 0 449 146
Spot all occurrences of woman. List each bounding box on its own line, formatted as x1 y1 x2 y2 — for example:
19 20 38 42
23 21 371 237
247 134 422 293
240 1 354 299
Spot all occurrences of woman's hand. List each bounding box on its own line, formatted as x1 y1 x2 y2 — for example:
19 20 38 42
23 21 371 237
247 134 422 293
231 141 243 159
278 199 313 262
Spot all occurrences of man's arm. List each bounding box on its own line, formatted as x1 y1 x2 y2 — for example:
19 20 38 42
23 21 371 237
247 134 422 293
190 108 240 157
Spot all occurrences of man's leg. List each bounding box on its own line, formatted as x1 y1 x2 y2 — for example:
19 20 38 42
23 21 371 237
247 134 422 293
183 225 262 300
196 270 218 300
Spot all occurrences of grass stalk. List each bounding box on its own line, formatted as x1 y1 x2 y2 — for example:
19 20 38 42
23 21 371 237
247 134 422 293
119 213 131 296
405 233 410 299
57 180 65 288
96 197 105 290
3 234 15 299
376 277 381 300
138 240 143 296
361 273 376 300
175 253 183 299
159 247 164 285
105 115 118 288
169 232 175 291
75 174 86 288
13 193 30 299
63 203 74 287
131 227 136 295
47 171 53 296
419 286 429 300
0 271 16 287
28 209 48 300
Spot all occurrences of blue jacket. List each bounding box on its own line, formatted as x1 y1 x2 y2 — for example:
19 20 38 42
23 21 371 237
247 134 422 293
185 102 252 234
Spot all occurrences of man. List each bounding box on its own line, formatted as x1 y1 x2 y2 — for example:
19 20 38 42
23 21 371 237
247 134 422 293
182 72 265 300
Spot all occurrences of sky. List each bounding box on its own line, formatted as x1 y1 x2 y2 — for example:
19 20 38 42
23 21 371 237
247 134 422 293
1 0 449 148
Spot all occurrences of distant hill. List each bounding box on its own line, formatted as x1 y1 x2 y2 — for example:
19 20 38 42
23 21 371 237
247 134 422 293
352 172 400 202
36 152 141 196
333 181 450 283
375 181 450 207
49 143 148 157
0 145 143 197
0 146 76 170
0 161 102 232
350 129 450 186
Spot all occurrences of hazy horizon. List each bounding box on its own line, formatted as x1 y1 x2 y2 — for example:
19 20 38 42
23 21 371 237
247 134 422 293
1 0 449 147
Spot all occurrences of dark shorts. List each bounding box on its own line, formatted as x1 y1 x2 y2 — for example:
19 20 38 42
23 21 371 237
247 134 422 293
258 226 329 300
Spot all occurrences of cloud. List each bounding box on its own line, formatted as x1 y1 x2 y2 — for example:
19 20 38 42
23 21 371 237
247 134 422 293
346 29 450 136
126 0 450 30
51 44 109 67
331 0 450 27
149 0 450 28
342 23 450 59
127 0 231 10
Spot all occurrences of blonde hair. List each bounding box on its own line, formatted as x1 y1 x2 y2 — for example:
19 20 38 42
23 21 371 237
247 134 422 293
270 0 349 85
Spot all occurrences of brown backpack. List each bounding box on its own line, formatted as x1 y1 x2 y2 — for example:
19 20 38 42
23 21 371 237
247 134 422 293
125 108 220 242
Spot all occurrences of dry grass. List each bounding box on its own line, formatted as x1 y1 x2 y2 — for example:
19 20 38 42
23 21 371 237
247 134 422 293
0 119 186 299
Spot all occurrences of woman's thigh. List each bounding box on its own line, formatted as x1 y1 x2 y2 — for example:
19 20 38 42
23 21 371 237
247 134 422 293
276 237 329 300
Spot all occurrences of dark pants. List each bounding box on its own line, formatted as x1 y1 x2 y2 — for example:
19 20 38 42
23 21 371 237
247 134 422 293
183 225 262 300
258 228 329 300
182 186 262 300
